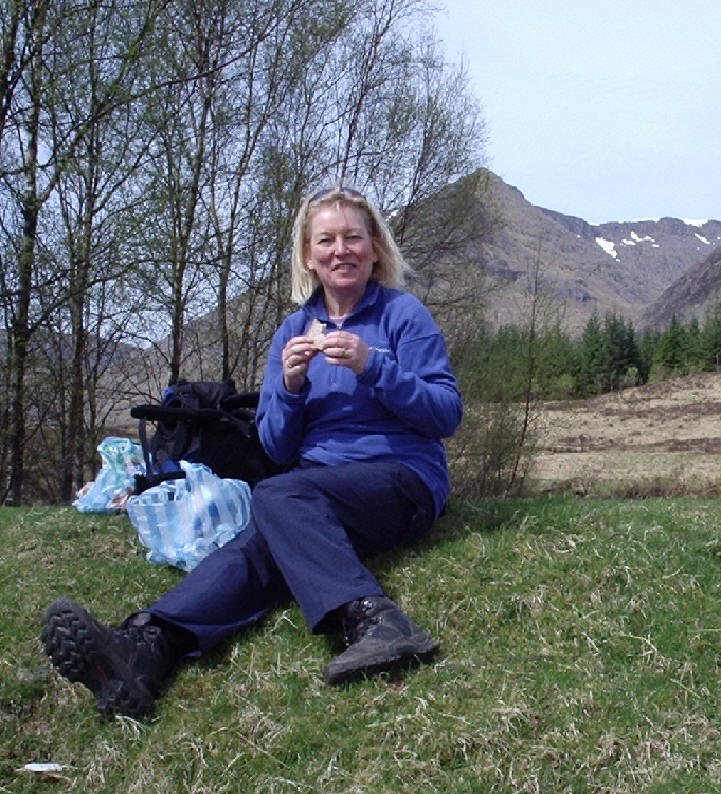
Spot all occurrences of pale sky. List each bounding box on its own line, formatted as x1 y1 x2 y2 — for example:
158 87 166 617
435 0 721 224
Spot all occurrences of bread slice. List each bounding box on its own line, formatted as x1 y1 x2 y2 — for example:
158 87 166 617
308 318 326 349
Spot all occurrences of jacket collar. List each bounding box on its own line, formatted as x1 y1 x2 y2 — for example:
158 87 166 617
304 280 383 323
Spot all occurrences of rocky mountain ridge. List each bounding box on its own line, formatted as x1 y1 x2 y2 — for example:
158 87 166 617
472 172 721 333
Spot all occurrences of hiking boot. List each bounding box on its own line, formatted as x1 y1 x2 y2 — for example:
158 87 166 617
40 597 172 718
323 596 439 685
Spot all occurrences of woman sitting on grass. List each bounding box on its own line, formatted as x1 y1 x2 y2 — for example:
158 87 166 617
41 183 463 718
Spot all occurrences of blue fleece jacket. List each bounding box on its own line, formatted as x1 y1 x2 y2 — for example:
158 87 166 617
256 280 463 517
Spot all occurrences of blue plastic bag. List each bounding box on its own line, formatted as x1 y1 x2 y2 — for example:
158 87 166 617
73 437 145 513
126 461 252 571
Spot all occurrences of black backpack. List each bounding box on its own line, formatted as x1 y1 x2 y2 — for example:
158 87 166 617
130 379 282 493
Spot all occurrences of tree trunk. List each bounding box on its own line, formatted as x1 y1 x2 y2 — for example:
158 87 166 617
9 3 44 504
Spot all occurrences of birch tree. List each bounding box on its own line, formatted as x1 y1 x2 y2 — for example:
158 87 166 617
1 0 167 503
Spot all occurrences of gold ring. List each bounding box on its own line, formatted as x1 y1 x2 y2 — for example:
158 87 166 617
344 349 350 358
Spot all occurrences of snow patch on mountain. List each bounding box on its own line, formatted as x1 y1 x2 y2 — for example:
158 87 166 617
622 231 656 246
595 237 618 259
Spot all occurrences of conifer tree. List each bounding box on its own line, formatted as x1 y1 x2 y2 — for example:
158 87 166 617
700 301 721 371
535 325 578 399
652 314 687 379
579 314 605 395
603 312 640 390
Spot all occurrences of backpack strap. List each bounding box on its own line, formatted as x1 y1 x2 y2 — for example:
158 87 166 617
132 406 187 494
133 468 186 495
131 403 257 437
137 414 153 476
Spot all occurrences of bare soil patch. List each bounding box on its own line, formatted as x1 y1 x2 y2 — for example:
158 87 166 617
527 371 721 497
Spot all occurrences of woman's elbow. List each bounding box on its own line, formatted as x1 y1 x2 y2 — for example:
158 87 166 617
420 397 463 438
439 397 463 437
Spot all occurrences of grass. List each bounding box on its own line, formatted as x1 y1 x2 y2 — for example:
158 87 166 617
3 497 721 792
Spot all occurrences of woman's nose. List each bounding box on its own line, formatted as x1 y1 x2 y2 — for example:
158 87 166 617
333 235 348 254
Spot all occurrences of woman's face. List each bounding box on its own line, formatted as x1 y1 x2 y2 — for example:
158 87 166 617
305 203 377 299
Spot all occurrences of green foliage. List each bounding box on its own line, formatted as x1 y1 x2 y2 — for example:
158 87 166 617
651 315 687 379
454 325 527 401
700 303 721 370
576 312 642 395
578 312 604 394
5 499 721 792
637 327 660 381
449 328 533 497
533 324 580 399
456 299 721 405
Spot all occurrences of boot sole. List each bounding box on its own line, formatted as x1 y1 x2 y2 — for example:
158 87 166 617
323 634 440 685
41 597 154 718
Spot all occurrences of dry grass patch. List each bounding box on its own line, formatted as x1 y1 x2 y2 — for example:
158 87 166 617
527 372 721 496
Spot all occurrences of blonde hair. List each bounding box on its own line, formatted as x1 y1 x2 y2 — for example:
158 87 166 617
290 184 411 304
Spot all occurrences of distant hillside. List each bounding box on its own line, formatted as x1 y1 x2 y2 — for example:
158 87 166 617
640 245 721 330
464 171 721 333
107 170 721 406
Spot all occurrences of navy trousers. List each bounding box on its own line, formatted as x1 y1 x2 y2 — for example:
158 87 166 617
147 460 436 654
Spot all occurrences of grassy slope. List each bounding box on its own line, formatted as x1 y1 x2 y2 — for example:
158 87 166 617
3 498 721 793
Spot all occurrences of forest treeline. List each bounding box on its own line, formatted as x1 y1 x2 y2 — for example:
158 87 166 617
1 0 488 505
455 307 721 403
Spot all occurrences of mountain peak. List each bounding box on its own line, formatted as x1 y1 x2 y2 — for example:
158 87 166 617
462 171 721 333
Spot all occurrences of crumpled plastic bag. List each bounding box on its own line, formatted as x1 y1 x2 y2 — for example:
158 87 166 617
73 437 145 514
126 461 252 571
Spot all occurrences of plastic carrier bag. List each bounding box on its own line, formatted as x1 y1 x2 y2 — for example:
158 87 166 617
126 461 252 571
73 437 145 514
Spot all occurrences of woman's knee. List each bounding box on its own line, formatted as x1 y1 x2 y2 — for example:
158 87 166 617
252 468 313 504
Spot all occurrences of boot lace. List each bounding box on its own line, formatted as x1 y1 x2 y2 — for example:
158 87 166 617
341 599 377 647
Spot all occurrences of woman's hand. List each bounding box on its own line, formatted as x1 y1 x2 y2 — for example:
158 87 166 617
282 330 370 391
282 335 319 393
322 331 369 375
